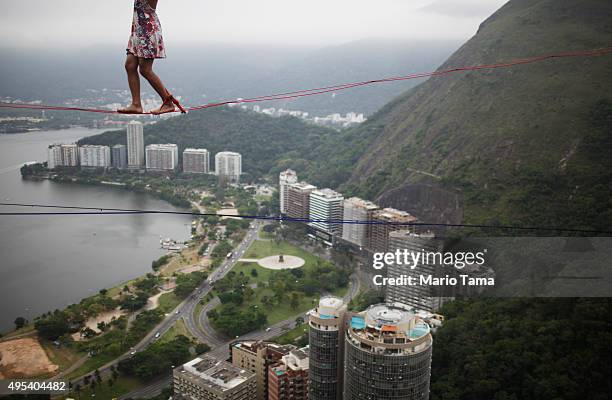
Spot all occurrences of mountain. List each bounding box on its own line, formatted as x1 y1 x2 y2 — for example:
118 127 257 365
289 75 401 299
244 39 460 116
0 40 457 117
431 298 612 400
305 0 612 231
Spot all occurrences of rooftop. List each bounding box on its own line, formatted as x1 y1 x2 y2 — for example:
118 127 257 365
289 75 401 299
311 188 344 200
345 197 379 210
290 181 317 191
347 303 432 353
146 143 178 149
178 355 254 391
374 208 418 223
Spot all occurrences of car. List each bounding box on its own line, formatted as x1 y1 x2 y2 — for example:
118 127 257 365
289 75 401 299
265 328 271 332
175 310 180 314
154 332 161 339
130 351 136 356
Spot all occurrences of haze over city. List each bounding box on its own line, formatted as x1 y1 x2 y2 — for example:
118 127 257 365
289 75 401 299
1 0 507 47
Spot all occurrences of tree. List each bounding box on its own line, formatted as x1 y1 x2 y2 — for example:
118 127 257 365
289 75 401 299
261 296 273 308
290 292 302 310
14 316 27 330
99 288 108 296
250 268 259 277
195 343 211 354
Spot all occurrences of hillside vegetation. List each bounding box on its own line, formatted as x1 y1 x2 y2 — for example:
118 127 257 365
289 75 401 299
431 298 612 400
306 0 612 231
79 107 336 181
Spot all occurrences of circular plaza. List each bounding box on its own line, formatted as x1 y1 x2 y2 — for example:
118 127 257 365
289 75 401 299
257 255 305 270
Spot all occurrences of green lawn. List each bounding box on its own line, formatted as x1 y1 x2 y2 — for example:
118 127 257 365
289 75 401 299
258 226 276 240
157 292 182 314
273 322 309 345
248 288 319 325
67 351 121 381
41 340 83 374
214 239 348 326
75 376 142 400
243 240 317 263
159 319 194 344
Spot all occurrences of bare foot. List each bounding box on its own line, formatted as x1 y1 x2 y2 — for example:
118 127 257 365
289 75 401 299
150 100 176 115
117 103 143 114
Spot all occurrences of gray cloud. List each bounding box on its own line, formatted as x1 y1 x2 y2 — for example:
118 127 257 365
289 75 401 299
419 0 508 18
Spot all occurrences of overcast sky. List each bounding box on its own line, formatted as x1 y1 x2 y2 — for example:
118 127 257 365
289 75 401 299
0 0 508 48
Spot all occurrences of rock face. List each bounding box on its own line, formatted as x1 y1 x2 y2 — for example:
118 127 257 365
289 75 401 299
376 183 463 226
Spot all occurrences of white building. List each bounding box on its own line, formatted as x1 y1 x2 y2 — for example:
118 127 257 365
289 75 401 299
173 355 256 400
146 144 179 171
215 151 242 182
342 197 379 248
127 121 145 168
183 148 210 174
279 169 298 215
60 144 79 167
47 145 63 169
79 145 111 168
308 188 344 238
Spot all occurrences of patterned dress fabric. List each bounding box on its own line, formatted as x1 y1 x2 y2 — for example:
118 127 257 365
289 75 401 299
126 0 166 59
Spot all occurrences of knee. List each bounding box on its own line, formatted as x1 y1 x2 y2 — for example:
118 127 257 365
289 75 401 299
139 65 153 79
125 59 138 73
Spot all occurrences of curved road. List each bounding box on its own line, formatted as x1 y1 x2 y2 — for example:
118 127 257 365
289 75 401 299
69 221 262 389
121 272 360 399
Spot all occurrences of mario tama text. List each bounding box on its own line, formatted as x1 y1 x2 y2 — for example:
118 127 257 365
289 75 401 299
372 248 495 288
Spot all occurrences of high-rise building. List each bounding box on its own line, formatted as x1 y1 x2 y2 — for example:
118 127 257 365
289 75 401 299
183 148 210 174
268 346 309 400
367 208 418 253
127 121 145 169
47 145 63 169
146 144 179 171
286 182 317 221
279 170 298 215
308 189 344 241
230 341 296 400
173 355 256 400
60 144 79 167
387 231 446 312
344 303 433 400
111 145 128 169
341 197 379 248
215 152 242 182
308 296 347 400
79 145 111 168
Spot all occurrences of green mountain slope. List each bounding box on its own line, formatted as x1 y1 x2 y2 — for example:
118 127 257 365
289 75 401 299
308 0 612 231
431 298 612 400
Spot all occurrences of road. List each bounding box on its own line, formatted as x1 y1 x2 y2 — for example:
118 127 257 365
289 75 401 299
121 272 361 399
69 221 262 388
181 221 261 346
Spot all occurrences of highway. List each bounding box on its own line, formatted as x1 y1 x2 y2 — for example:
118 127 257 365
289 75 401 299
120 272 361 399
69 221 262 388
76 218 361 399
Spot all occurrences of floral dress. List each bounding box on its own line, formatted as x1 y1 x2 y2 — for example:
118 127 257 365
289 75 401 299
126 0 166 59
